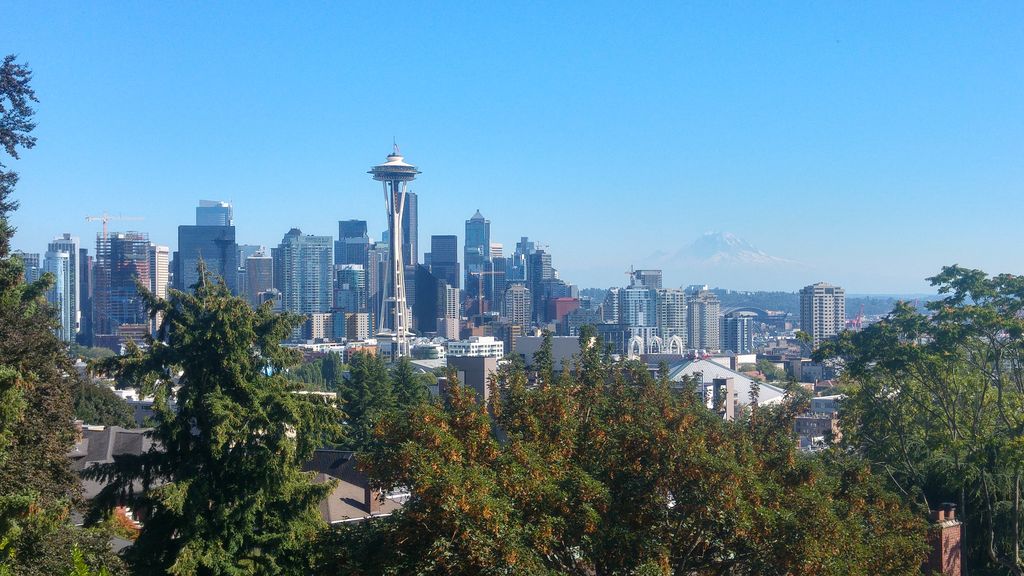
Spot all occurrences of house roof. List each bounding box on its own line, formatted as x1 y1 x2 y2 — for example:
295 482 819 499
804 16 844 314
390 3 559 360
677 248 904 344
667 358 786 406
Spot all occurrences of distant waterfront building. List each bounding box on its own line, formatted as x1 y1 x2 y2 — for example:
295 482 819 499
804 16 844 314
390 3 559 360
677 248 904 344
720 311 755 354
686 286 721 351
800 282 846 347
276 228 334 315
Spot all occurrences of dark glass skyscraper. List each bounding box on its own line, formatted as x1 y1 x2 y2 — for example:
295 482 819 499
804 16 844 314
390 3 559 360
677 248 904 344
336 219 370 267
402 191 418 266
464 210 490 299
430 234 459 289
175 225 239 293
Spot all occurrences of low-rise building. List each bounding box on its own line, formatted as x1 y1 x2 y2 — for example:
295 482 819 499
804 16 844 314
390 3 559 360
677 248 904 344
446 336 504 359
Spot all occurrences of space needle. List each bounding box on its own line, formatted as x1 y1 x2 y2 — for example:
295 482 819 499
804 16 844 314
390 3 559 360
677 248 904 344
368 145 420 359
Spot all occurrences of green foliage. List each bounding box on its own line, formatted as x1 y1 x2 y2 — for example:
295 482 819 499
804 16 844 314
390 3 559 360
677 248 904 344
391 357 428 408
755 358 785 382
325 345 926 575
84 268 345 575
73 380 136 428
818 265 1024 573
69 344 116 362
285 352 349 391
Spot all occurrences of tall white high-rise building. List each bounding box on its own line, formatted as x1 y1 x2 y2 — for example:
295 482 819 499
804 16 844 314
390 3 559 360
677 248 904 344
46 233 80 339
800 282 846 347
502 283 532 327
656 288 687 344
686 286 721 351
43 249 74 341
149 244 170 333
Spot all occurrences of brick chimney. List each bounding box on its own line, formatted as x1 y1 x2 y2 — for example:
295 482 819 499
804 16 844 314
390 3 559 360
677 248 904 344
364 486 382 515
925 503 962 576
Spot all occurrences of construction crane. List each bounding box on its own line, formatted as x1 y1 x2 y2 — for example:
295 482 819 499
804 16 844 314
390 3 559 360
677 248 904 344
468 269 506 315
85 212 144 241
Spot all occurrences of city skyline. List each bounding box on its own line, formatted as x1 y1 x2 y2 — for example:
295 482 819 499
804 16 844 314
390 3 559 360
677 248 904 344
4 3 1022 293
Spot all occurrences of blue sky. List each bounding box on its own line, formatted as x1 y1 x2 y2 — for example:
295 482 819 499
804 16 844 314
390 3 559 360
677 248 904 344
3 2 1022 293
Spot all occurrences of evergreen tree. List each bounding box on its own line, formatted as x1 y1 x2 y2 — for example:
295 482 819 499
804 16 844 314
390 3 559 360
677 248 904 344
73 380 137 428
391 356 427 409
340 351 394 449
85 268 344 575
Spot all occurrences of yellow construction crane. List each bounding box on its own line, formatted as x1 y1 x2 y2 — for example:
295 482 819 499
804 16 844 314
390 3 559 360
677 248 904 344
85 212 144 240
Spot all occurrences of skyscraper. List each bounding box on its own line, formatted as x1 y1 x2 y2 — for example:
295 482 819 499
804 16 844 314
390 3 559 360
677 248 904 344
368 146 420 359
800 282 846 347
429 234 459 289
502 283 532 327
245 250 274 307
632 269 663 290
78 248 93 345
336 220 370 266
402 191 418 266
13 251 41 283
93 232 152 350
333 264 367 314
176 202 238 293
721 311 755 354
196 200 233 226
464 210 490 299
656 288 687 344
686 286 721 351
43 249 73 341
527 249 553 322
619 286 658 328
148 243 170 333
47 233 81 339
276 229 334 315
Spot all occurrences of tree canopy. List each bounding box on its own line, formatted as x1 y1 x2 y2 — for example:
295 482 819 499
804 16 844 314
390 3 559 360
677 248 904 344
86 269 345 575
819 265 1024 574
318 332 926 575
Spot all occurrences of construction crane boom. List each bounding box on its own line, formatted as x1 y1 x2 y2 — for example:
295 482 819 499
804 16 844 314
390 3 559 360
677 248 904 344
85 212 144 241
